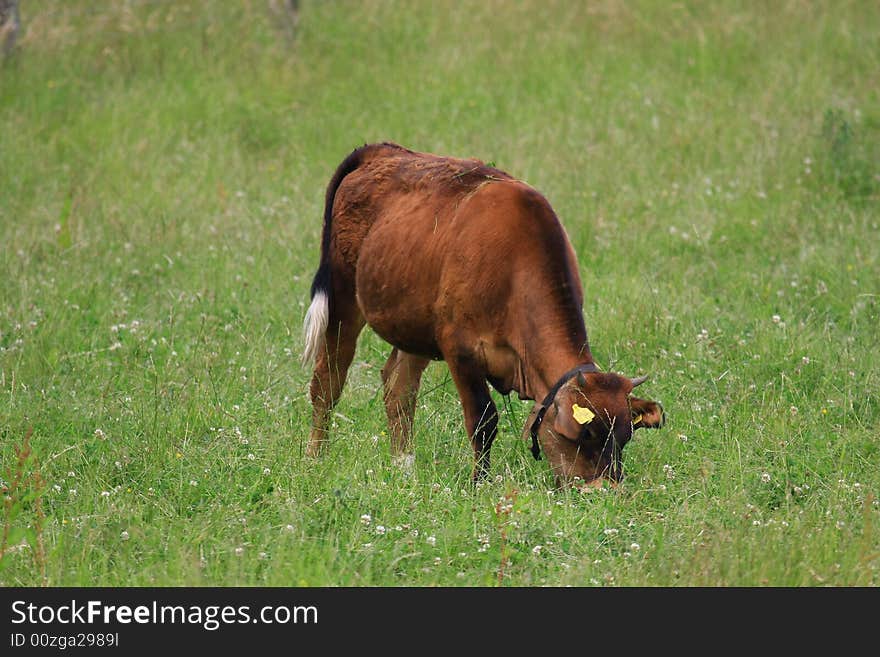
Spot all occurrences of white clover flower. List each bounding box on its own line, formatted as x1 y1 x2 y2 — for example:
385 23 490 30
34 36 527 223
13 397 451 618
234 546 244 556
375 525 386 535
94 428 106 440
360 514 372 526
630 542 641 552
120 531 130 541
603 528 619 536
532 545 543 555
761 472 771 483
426 535 437 547
262 467 271 475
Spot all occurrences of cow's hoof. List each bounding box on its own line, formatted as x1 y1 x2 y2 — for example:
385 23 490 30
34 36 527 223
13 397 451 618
391 453 415 473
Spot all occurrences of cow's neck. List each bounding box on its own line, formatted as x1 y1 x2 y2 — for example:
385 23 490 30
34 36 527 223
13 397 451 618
516 332 595 402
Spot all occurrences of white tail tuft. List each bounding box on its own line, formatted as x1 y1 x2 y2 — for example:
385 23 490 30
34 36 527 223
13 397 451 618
301 291 329 366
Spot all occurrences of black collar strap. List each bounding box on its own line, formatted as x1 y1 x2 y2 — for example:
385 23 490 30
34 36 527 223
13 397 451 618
529 363 599 460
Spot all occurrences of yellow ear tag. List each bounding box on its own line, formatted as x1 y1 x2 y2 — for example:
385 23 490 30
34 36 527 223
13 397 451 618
632 413 643 426
572 404 595 425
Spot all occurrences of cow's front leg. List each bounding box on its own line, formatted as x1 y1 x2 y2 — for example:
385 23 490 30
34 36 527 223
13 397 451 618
446 354 498 483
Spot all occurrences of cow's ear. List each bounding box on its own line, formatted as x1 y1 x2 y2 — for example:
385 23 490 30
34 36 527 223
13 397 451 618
552 400 593 440
630 397 664 429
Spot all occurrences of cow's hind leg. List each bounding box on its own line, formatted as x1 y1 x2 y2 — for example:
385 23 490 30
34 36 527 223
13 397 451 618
446 354 498 483
381 348 430 469
307 300 364 457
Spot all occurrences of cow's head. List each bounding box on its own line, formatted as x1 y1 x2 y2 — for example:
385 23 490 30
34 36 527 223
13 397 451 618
531 371 664 488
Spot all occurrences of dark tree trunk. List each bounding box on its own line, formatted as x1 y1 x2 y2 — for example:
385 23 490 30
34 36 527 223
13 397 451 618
0 0 19 58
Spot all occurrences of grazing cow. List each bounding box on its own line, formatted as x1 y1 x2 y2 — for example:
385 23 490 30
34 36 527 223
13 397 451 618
302 142 664 486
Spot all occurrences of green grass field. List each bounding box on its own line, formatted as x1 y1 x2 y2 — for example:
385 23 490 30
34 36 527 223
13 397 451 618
1 0 878 586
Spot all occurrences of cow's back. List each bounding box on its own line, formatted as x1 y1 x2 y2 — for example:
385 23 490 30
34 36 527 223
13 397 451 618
330 146 580 363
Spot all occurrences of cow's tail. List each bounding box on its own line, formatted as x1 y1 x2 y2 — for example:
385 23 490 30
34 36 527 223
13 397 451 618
302 146 369 366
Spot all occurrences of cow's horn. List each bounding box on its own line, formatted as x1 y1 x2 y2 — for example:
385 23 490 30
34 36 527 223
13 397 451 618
630 374 649 388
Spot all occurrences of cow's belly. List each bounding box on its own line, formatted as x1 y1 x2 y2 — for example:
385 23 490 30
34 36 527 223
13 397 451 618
355 212 445 360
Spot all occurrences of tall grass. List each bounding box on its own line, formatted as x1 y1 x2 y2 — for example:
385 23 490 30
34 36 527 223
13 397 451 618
0 0 878 585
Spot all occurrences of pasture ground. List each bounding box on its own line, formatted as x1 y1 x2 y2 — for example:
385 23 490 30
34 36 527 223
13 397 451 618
1 1 878 586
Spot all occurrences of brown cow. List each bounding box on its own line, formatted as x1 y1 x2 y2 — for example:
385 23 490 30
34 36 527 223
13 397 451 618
302 142 664 486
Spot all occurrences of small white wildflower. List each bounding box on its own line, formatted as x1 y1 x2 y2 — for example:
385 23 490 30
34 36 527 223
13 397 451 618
360 513 372 526
68 488 77 496
630 542 641 551
120 531 130 541
52 484 62 493
761 472 771 484
603 528 619 536
426 535 436 546
284 524 295 532
375 525 386 535
94 428 107 440
532 545 543 555
433 557 442 565
262 467 271 475
662 464 675 479
189 480 198 486
752 520 762 526
247 453 255 460
100 490 110 498
362 542 373 549
234 546 244 556
678 433 688 442
772 314 781 324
